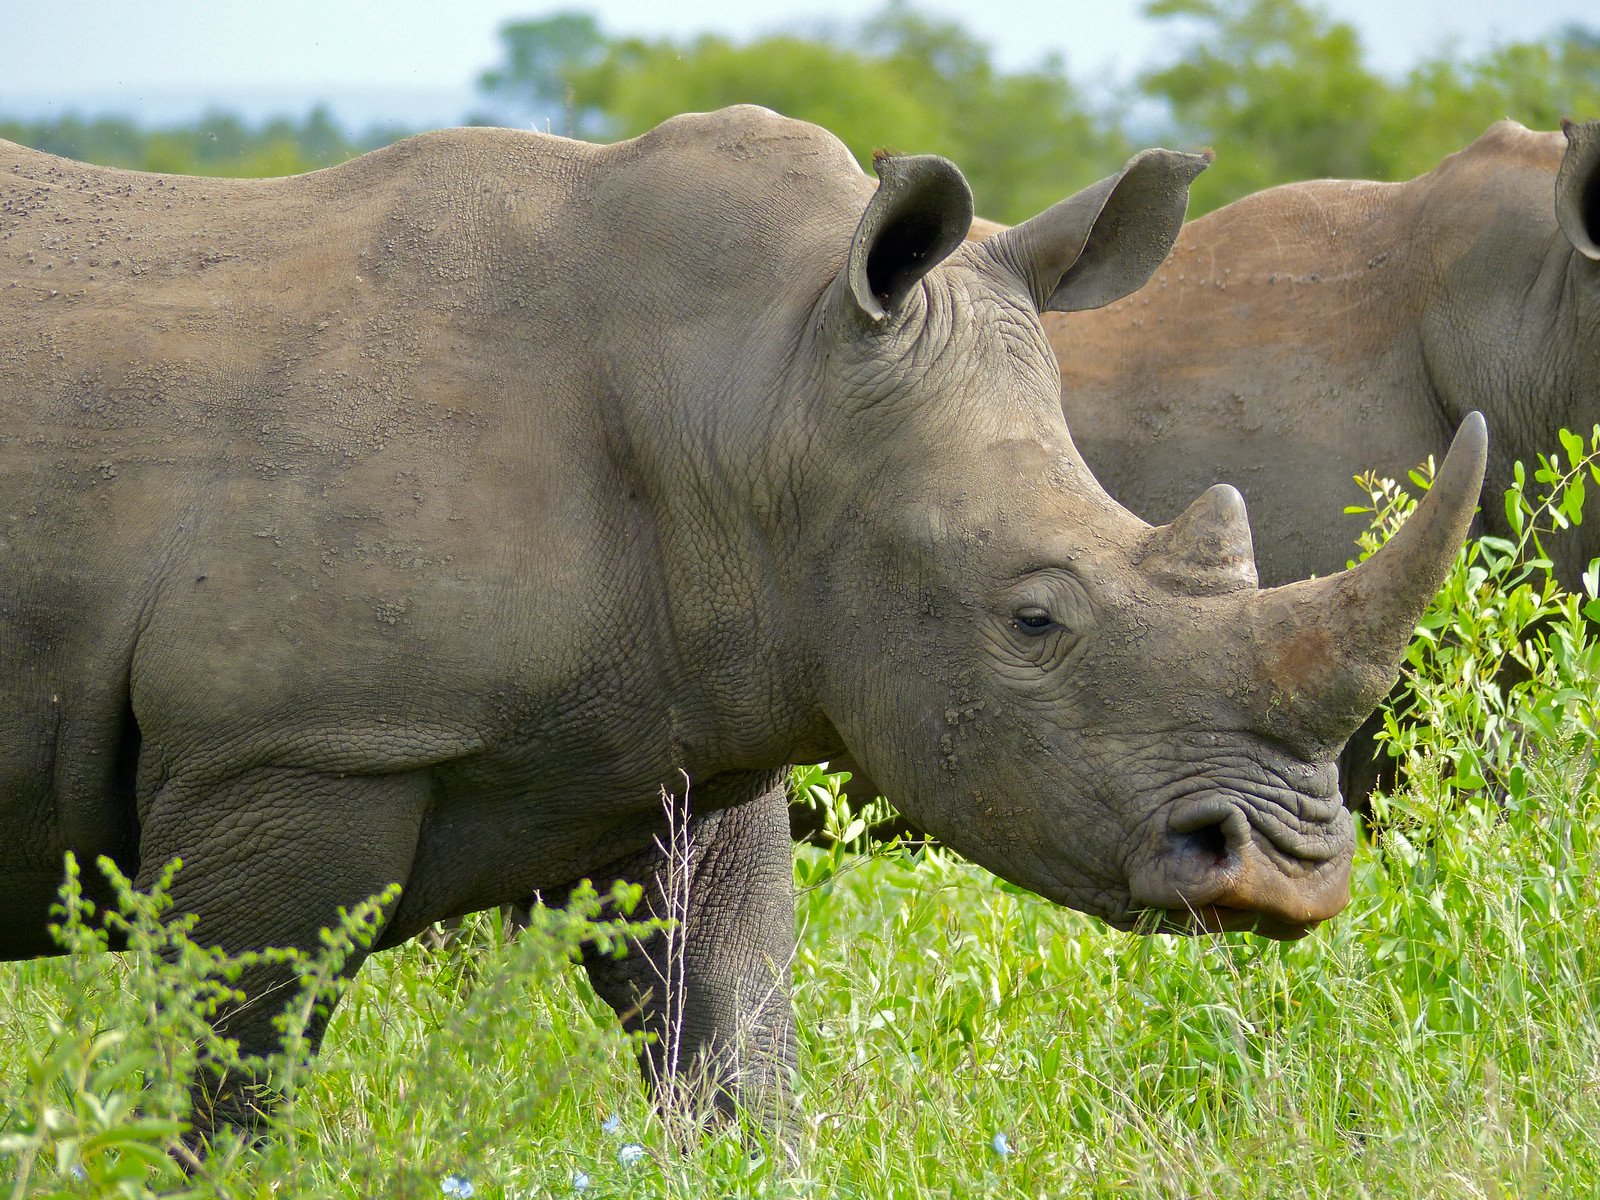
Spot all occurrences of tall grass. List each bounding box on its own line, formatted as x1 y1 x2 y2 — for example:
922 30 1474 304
4 440 1599 1197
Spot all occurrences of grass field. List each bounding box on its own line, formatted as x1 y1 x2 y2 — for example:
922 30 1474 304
3 453 1599 1199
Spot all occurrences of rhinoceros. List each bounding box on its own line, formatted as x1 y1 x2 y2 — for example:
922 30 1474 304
1051 117 1599 587
0 106 1485 1142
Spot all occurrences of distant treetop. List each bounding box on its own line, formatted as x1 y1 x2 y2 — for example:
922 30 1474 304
0 106 408 179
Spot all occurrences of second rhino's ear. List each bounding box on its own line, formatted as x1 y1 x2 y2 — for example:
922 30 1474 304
846 154 974 324
978 148 1211 313
1557 117 1600 261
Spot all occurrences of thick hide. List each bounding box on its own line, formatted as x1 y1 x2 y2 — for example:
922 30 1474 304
1046 118 1600 587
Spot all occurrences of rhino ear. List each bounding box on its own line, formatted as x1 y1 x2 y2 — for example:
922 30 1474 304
1557 117 1600 261
979 148 1210 313
846 154 974 323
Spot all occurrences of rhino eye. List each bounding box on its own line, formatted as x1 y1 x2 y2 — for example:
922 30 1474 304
1014 606 1055 633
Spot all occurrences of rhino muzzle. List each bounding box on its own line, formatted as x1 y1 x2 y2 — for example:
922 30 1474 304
1115 412 1488 939
1130 783 1354 940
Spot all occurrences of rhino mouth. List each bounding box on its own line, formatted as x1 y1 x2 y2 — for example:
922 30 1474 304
1096 899 1318 941
1117 750 1355 938
1152 903 1318 941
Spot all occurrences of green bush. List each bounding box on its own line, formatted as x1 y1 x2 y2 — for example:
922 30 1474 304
0 869 657 1197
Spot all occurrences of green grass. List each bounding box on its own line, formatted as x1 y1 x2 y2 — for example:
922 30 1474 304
5 441 1600 1198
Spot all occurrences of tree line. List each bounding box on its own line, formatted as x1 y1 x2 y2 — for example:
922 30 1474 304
0 106 408 180
6 0 1599 219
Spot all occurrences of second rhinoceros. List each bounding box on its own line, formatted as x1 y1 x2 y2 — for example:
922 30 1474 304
0 106 1484 1141
1052 117 1599 587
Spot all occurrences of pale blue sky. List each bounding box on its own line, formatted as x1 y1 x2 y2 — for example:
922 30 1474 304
1 0 1593 129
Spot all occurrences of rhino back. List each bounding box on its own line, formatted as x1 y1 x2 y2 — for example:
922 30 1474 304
1050 172 1452 583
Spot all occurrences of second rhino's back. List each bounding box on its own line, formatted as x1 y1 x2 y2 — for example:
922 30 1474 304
1048 174 1448 582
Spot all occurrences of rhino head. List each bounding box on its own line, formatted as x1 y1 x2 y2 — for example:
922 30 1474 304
796 149 1486 939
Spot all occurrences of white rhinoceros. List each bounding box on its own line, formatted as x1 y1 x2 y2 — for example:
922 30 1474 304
1051 118 1597 586
0 106 1483 1141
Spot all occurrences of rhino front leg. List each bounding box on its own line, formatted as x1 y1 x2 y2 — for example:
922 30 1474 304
579 780 796 1129
135 766 429 1147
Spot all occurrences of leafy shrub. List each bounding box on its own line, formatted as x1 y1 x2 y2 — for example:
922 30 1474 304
0 866 657 1197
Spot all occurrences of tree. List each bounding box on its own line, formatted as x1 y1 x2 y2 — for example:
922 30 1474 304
1140 0 1600 210
1383 26 1600 179
0 110 404 178
1140 0 1391 211
477 13 608 135
862 2 1127 220
563 2 1123 223
569 31 944 172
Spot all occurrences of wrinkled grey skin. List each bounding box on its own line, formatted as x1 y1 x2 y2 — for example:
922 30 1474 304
1052 118 1600 587
0 106 1483 1142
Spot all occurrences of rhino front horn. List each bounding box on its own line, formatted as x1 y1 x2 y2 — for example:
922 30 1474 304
1252 412 1488 747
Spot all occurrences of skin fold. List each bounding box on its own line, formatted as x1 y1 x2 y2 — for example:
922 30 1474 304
0 107 1483 1143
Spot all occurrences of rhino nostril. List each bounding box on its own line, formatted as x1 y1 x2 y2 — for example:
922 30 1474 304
1176 820 1230 865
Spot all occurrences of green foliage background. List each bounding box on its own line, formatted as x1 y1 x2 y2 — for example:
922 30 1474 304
6 0 1600 220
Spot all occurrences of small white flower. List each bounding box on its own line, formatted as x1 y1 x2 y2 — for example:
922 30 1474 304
573 1169 591 1191
601 1113 622 1135
440 1175 476 1198
618 1142 646 1165
991 1132 1013 1158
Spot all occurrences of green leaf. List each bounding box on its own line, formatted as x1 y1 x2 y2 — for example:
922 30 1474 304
1041 1039 1061 1080
1565 474 1587 524
1505 489 1524 536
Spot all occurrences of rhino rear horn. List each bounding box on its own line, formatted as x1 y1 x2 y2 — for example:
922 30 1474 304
847 154 974 323
1139 484 1259 595
1557 117 1600 261
976 147 1211 313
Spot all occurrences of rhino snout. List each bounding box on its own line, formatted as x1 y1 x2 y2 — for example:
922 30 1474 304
1126 775 1354 940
